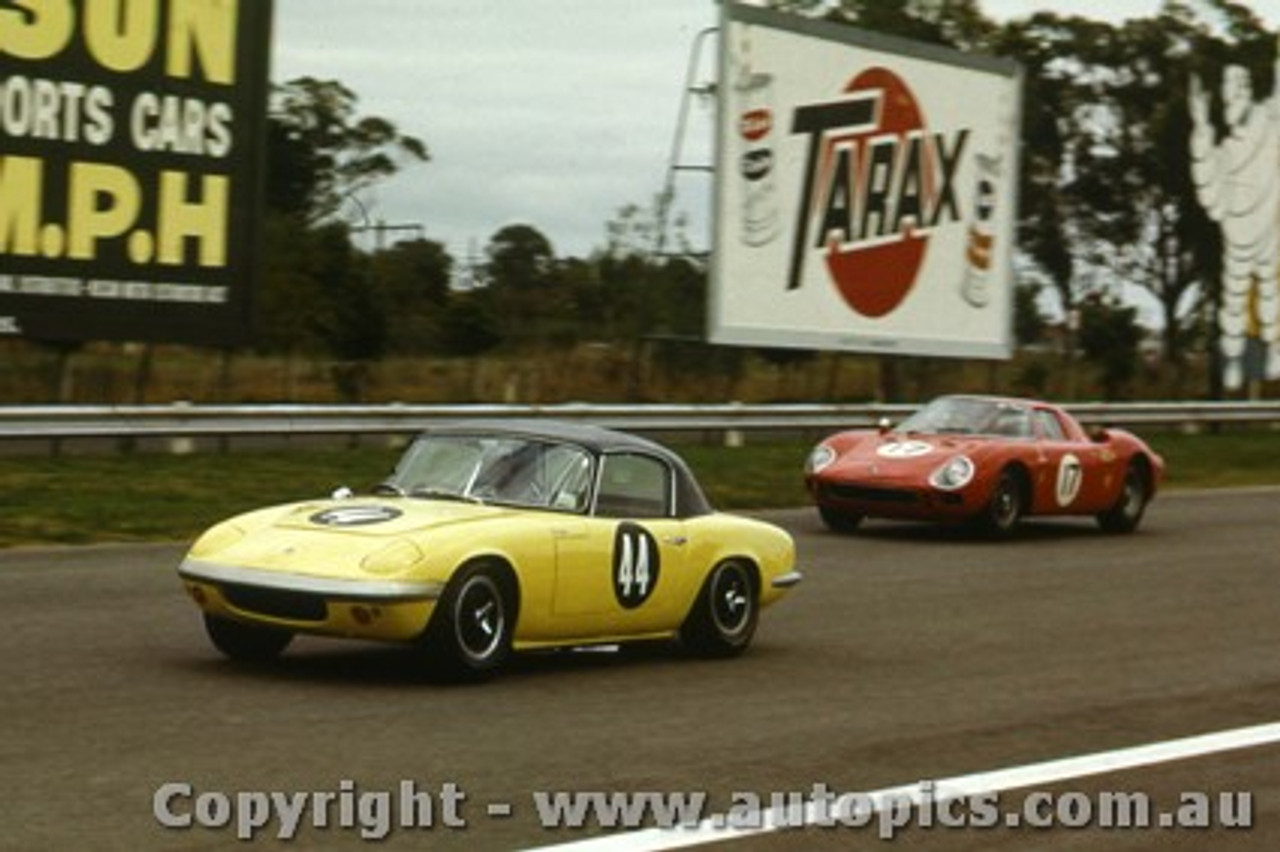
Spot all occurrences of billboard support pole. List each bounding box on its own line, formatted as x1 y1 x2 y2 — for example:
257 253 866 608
655 26 719 258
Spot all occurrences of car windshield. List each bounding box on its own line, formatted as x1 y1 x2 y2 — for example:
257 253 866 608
897 397 1032 438
381 434 594 512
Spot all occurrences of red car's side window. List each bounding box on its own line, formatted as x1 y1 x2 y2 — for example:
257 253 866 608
1033 410 1067 441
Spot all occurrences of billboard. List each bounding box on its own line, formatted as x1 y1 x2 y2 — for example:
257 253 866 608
0 0 273 346
710 2 1021 358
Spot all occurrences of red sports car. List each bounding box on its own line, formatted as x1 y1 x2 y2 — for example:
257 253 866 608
804 395 1165 537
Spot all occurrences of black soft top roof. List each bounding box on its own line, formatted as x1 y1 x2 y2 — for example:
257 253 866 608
416 419 713 517
420 418 662 453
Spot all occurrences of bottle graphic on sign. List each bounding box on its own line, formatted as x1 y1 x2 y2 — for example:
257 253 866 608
961 153 1002 308
735 34 780 247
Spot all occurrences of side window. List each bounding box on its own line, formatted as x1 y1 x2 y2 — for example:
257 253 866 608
989 407 1031 437
594 454 671 518
1034 410 1066 441
545 446 594 512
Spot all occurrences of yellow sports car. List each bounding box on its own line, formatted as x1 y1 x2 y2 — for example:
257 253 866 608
177 421 801 678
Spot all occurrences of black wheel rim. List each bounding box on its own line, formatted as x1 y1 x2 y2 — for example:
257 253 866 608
1120 470 1144 520
455 575 504 661
711 564 752 636
992 479 1020 528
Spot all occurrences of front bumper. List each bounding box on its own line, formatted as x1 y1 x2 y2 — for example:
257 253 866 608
178 559 444 641
770 570 804 589
808 479 972 521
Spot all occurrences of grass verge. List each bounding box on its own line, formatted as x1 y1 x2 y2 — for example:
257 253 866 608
0 429 1276 549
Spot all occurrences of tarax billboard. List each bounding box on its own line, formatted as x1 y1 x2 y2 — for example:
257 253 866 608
0 0 273 346
710 3 1022 358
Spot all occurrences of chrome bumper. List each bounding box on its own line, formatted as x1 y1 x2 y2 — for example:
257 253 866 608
178 559 446 601
770 570 804 589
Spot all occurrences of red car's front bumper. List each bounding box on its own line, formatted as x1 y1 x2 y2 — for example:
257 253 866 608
806 476 978 522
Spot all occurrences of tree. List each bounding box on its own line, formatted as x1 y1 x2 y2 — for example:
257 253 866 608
484 224 566 346
436 291 504 399
258 77 432 395
268 77 429 225
1077 292 1143 399
995 13 1124 341
370 238 452 354
1099 12 1208 376
992 4 1276 397
436 292 502 359
304 224 387 401
1026 8 1233 386
592 202 709 342
486 224 555 292
768 0 997 51
1013 282 1047 348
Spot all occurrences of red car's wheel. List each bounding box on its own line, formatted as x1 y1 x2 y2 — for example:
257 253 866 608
1097 461 1150 534
819 505 864 533
975 468 1025 538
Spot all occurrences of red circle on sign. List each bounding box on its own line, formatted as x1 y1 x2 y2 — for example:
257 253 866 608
822 67 929 318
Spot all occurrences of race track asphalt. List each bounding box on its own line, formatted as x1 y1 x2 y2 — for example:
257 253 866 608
1 488 1277 851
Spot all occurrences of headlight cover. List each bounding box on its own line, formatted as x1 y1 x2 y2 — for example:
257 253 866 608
929 455 975 491
188 521 246 558
806 444 837 474
361 539 426 575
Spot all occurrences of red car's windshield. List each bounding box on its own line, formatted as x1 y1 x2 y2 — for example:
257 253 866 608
898 397 1032 438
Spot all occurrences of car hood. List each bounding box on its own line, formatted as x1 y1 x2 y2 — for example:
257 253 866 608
184 498 536 582
270 498 513 536
826 433 1002 480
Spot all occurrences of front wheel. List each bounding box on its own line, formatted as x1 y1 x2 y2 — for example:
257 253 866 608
974 469 1025 539
1096 462 1150 534
819 505 864 534
424 564 514 680
681 560 758 658
203 614 293 662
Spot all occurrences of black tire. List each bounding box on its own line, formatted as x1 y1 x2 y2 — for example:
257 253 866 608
819 505 864 534
203 614 293 662
1097 461 1150 534
680 560 758 658
424 563 514 680
975 468 1025 539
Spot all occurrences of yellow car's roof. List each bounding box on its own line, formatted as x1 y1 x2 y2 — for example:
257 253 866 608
410 420 714 518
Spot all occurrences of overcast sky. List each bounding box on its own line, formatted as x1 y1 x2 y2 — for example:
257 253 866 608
271 1 1280 263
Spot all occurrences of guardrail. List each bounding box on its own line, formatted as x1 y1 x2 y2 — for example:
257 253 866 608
0 401 1278 452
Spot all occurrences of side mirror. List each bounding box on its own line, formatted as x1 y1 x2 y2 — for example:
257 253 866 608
1090 427 1111 444
877 417 893 435
331 486 354 500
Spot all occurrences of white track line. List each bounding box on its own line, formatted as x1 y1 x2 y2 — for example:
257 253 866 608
522 721 1280 851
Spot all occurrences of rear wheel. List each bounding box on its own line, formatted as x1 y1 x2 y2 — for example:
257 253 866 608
424 564 514 680
975 469 1025 539
203 614 293 662
1097 461 1150 533
681 560 758 658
